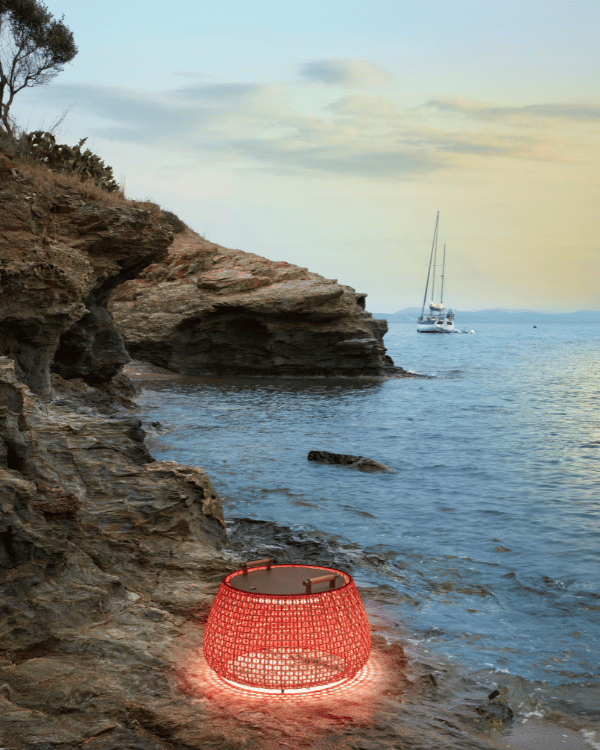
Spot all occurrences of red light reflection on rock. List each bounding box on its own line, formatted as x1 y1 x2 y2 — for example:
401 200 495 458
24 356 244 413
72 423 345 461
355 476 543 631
178 650 385 733
175 629 409 750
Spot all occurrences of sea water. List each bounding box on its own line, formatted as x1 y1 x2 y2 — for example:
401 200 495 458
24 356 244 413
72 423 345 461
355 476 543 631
135 321 600 715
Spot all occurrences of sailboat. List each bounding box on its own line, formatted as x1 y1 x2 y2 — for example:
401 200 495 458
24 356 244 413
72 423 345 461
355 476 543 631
417 212 455 333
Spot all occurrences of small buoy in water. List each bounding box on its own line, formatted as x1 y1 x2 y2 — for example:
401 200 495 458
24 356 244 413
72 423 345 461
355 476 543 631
533 325 537 328
470 330 475 334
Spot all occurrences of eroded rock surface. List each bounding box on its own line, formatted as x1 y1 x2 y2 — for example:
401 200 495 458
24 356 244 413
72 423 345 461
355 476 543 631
110 229 406 377
0 152 171 397
0 155 230 747
0 355 229 748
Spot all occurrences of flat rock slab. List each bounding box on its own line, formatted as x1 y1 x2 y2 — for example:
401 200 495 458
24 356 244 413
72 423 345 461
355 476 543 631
307 450 393 473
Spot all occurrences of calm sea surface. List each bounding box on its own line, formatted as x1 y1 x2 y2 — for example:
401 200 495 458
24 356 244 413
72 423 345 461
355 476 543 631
136 321 600 700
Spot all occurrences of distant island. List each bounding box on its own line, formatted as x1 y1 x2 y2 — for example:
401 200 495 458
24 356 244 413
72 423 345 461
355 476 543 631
375 308 600 323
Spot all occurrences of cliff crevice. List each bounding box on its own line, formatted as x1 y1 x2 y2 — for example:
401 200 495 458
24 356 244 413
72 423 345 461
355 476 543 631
0 153 172 397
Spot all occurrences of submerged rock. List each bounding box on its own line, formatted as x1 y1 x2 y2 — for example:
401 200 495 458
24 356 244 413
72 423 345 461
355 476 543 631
475 688 514 725
476 700 514 723
308 450 393 472
110 229 407 378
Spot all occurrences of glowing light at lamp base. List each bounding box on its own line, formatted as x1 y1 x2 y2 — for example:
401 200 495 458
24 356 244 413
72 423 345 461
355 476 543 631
219 672 350 695
183 652 379 703
217 648 348 692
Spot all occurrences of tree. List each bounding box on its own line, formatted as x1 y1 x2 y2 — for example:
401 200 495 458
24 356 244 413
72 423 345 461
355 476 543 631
0 0 77 138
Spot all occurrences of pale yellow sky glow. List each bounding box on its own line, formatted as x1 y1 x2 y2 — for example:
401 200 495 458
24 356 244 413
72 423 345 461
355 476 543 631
13 0 600 312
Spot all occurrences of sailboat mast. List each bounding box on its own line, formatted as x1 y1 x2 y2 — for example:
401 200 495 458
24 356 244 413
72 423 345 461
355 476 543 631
431 227 438 303
440 243 446 304
421 212 439 318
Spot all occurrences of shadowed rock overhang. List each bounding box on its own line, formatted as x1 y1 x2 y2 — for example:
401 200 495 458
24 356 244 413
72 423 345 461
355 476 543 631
110 228 407 378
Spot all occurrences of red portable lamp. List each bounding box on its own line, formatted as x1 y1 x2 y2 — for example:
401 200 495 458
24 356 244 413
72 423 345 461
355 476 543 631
202 559 371 693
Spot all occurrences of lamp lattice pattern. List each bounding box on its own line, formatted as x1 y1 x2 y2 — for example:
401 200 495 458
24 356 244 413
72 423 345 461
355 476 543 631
203 565 371 691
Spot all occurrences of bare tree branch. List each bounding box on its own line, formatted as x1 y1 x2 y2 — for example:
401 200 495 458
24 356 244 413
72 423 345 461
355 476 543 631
0 0 77 138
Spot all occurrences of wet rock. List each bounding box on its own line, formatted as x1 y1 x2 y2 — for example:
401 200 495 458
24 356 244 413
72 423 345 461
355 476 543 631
51 371 140 414
110 228 408 378
308 450 393 473
476 699 514 723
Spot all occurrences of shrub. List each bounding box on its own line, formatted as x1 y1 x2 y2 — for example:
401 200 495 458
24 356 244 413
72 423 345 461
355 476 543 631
161 210 187 233
19 130 120 192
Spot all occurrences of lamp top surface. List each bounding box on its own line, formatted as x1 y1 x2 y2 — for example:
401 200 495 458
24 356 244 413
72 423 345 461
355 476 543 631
227 564 349 595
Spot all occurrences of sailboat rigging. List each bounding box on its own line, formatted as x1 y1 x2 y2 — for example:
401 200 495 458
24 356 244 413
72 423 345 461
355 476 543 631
417 212 455 333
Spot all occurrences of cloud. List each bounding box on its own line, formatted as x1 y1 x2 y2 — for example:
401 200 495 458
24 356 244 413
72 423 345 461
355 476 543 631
30 79 597 180
328 95 398 119
35 81 441 177
403 135 514 156
425 98 600 122
300 59 391 88
217 138 442 177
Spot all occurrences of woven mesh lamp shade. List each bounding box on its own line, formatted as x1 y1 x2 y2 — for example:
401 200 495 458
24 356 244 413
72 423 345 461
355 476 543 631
203 560 371 692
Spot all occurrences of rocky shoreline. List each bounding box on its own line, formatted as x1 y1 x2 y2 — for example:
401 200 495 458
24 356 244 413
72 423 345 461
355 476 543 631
0 152 233 747
0 150 412 749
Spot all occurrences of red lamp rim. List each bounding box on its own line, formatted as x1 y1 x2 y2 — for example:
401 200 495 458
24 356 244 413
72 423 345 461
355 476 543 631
221 563 354 598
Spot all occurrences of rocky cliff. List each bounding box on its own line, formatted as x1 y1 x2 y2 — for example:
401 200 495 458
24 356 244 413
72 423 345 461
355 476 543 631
0 151 175 398
0 352 233 748
0 152 230 747
3 149 410 750
110 228 405 377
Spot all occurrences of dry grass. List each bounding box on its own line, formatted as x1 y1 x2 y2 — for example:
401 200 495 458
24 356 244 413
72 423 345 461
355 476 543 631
4 150 162 218
1 124 162 217
132 200 163 222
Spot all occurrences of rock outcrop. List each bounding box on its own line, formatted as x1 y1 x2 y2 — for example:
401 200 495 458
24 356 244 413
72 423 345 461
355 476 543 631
0 356 229 748
0 150 171 398
110 228 405 377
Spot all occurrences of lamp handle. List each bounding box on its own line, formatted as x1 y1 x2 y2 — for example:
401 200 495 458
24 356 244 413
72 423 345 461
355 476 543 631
303 574 338 594
241 558 272 575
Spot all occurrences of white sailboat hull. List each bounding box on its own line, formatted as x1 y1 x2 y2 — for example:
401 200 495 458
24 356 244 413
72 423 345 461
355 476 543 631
417 319 455 333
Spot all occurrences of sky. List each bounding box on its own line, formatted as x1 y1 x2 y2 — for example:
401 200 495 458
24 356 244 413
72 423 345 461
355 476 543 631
11 0 600 312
